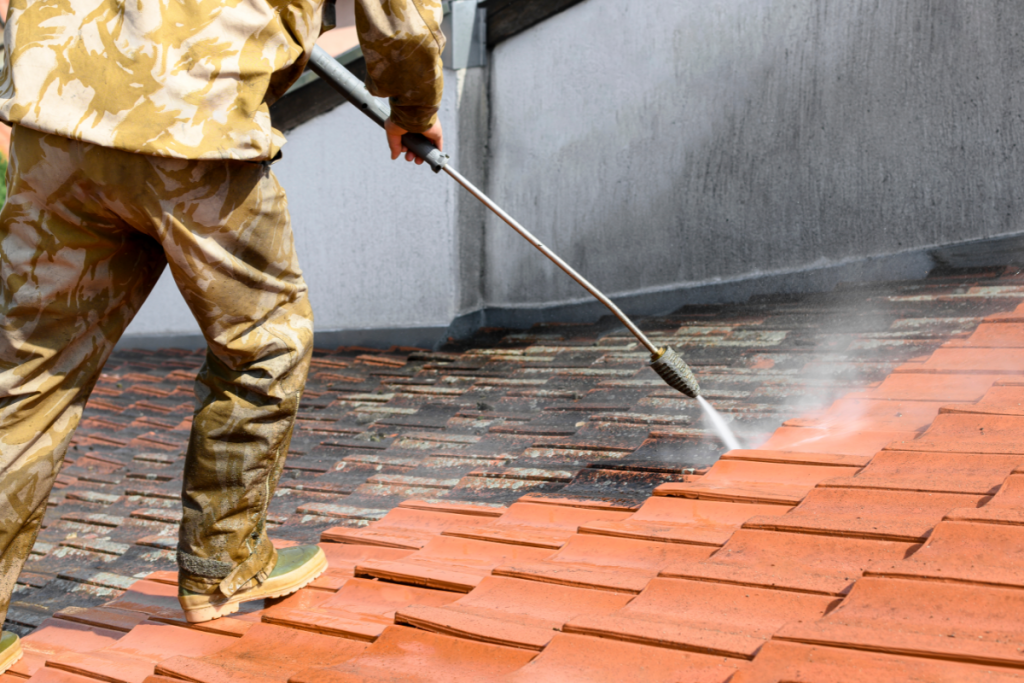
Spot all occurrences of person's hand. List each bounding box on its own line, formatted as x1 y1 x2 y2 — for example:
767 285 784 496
385 118 443 165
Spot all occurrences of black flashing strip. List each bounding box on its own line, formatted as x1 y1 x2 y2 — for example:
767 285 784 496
482 0 588 47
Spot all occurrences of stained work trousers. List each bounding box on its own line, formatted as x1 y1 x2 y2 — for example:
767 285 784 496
0 126 314 625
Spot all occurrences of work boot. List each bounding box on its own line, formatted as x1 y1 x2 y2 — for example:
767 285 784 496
0 632 23 674
178 544 327 623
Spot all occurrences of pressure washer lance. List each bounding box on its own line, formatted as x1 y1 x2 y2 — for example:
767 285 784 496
308 46 701 399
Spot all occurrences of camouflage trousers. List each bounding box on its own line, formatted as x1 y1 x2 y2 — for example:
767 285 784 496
0 125 314 626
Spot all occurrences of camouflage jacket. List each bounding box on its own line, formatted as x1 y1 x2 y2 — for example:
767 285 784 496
0 0 444 161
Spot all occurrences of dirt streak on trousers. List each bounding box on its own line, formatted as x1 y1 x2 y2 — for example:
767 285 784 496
0 125 314 624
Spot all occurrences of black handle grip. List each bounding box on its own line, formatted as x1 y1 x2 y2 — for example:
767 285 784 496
308 45 450 173
400 132 449 173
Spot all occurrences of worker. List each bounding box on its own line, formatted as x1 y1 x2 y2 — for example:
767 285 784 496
0 0 445 669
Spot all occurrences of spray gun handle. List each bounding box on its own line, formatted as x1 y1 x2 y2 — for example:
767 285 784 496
399 133 449 174
308 45 449 173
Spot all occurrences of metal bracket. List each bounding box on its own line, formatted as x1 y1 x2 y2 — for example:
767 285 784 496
441 0 487 70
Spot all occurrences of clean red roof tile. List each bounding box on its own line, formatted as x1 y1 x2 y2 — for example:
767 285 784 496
985 302 1024 322
756 427 916 456
320 507 500 549
660 529 916 596
494 533 715 593
396 576 632 650
154 623 367 683
515 491 642 512
894 348 1024 374
354 535 553 592
733 641 1024 683
720 448 872 468
654 460 860 506
9 618 123 678
440 502 631 549
889 414 1024 454
946 465 1024 525
743 487 984 542
866 520 1024 588
141 571 177 585
782 398 947 432
564 577 838 659
821 449 1020 495
46 621 233 683
263 577 458 641
775 576 1024 667
846 372 1001 402
52 607 149 633
579 497 789 546
944 322 1024 348
256 587 333 623
395 499 508 517
505 633 737 683
310 543 415 591
941 383 1024 416
20 669 108 683
290 626 535 683
101 580 183 620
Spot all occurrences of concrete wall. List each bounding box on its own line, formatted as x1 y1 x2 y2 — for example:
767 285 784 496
121 0 1024 347
483 0 1024 309
270 80 464 348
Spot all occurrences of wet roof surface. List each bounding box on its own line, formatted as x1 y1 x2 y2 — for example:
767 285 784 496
6 264 1024 682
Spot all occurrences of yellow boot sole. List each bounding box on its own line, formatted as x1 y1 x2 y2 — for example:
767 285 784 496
179 546 328 623
0 633 23 675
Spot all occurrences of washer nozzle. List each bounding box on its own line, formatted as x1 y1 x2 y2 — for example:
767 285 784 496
650 346 701 399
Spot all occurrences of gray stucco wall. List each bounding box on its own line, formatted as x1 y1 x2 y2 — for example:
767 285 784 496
120 0 1024 347
272 82 463 346
483 0 1024 308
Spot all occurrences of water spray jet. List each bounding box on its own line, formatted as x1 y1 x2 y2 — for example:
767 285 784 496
697 396 742 452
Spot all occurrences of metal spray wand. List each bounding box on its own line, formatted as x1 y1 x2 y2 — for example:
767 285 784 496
308 46 701 398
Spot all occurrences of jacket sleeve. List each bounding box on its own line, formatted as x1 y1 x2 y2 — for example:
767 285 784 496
354 0 445 133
